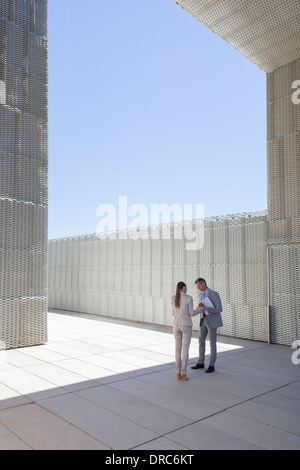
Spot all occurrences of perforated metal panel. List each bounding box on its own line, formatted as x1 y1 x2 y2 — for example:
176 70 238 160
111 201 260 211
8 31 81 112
174 0 300 72
267 58 300 244
0 0 48 349
266 57 300 345
48 211 269 342
268 244 300 345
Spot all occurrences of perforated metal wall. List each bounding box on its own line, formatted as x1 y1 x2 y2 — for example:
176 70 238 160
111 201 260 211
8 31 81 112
268 243 300 345
174 0 300 73
267 57 300 345
0 0 48 349
267 58 300 244
48 211 269 343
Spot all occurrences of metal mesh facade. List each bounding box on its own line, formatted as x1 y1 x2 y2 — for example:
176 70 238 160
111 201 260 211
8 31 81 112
174 0 300 73
267 57 300 345
0 0 48 349
48 211 269 343
172 0 300 346
268 243 300 345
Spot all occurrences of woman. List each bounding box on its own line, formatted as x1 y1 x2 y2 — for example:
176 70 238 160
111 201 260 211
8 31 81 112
171 282 201 381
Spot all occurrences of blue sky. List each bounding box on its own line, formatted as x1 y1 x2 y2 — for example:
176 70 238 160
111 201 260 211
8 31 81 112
48 0 267 240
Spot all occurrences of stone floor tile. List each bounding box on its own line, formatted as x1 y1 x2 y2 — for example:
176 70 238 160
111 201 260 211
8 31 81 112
38 392 158 450
165 421 262 450
202 410 300 450
0 403 108 450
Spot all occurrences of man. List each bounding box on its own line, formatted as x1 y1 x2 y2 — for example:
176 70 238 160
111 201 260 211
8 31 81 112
191 278 223 373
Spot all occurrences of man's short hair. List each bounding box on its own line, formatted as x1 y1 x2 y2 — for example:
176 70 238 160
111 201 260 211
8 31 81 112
195 278 206 285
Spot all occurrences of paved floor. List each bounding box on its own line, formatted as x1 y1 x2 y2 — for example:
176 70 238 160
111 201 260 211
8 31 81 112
0 309 299 450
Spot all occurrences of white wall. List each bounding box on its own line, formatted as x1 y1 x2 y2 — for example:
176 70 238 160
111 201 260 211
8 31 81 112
48 211 269 343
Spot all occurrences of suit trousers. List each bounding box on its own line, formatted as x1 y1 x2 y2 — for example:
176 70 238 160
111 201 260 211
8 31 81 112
173 325 192 374
199 320 218 367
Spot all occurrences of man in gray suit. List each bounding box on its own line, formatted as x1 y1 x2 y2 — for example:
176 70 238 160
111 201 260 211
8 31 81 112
191 278 223 373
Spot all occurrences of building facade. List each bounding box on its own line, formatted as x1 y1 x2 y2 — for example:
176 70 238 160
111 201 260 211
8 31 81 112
172 0 300 345
48 1 300 347
48 211 273 343
0 0 48 348
1 0 299 349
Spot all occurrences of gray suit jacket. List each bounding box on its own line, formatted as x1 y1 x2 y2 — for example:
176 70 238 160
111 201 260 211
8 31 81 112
200 288 223 329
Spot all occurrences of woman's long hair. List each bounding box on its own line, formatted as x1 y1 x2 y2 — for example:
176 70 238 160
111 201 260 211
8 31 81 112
175 282 186 308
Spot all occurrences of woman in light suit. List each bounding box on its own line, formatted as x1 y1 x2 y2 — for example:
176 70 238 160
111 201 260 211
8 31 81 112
171 282 201 381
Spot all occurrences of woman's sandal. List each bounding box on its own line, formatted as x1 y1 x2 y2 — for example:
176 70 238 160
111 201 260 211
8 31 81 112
181 373 189 381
